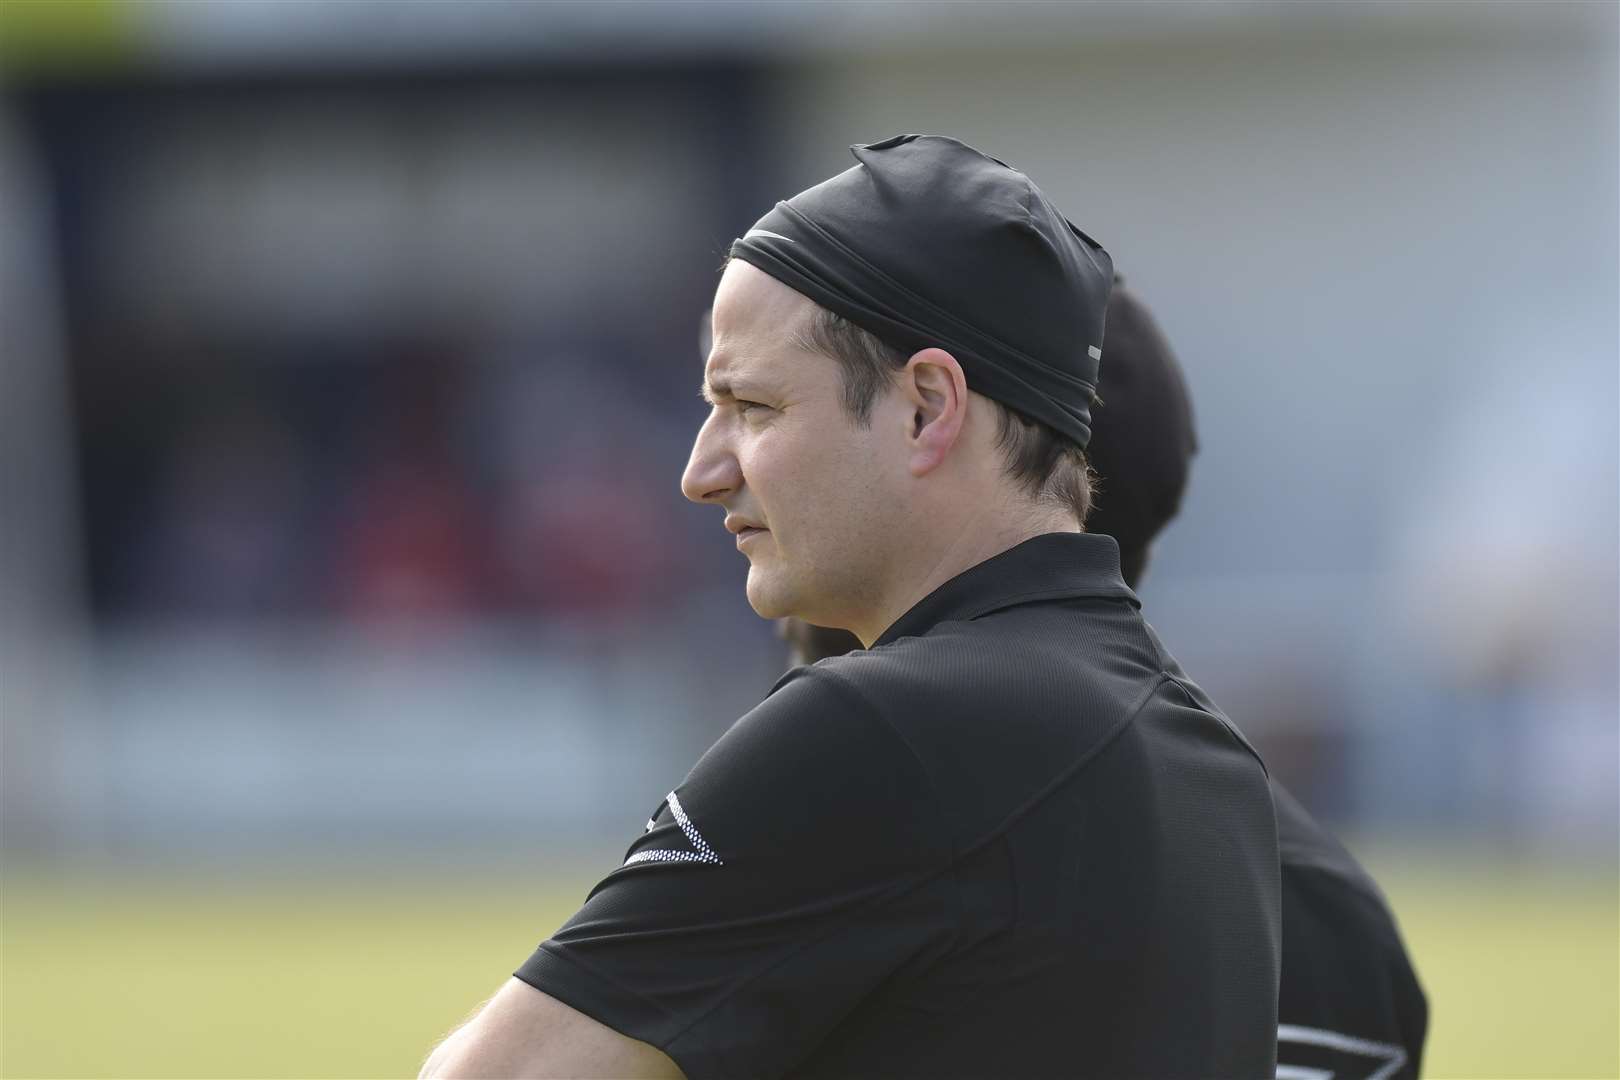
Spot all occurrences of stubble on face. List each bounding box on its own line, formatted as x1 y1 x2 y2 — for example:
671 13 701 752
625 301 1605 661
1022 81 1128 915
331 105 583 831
698 263 906 633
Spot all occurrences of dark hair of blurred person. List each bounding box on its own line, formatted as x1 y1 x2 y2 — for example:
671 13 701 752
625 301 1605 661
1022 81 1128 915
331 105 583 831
781 278 1429 1080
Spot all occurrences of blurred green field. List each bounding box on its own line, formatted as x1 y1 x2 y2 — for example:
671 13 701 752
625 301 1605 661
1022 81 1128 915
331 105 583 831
3 855 1616 1078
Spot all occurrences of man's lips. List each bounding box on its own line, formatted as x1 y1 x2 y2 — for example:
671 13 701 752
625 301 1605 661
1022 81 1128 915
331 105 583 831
724 515 767 548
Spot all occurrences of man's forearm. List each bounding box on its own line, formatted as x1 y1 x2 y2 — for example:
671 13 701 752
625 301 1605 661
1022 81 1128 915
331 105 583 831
418 1023 467 1079
417 978 683 1079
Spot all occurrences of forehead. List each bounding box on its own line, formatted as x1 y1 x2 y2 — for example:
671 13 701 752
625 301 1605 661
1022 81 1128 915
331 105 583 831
713 259 817 334
705 260 823 386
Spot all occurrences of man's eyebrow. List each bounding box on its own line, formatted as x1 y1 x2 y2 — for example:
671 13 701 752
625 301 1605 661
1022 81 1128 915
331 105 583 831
699 377 733 406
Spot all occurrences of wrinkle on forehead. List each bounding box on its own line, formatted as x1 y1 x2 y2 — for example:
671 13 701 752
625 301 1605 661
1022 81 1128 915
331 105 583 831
701 351 786 408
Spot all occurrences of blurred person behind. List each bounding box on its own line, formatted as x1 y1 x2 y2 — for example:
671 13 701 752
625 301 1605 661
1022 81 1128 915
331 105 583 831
427 134 1279 1079
784 279 1429 1080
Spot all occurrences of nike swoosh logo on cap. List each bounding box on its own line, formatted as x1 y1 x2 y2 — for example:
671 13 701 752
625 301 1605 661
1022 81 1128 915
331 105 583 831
744 228 796 244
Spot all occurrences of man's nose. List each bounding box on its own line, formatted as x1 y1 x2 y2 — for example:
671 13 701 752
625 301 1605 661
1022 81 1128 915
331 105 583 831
681 412 742 505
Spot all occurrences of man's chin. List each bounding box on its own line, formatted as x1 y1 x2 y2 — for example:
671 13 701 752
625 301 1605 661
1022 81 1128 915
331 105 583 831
746 574 852 634
744 571 794 621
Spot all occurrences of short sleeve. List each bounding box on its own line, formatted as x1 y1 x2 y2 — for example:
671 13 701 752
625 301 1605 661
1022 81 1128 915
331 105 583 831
514 665 953 1080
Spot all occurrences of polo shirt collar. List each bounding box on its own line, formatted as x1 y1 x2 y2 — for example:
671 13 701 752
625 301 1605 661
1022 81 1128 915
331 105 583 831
874 532 1139 647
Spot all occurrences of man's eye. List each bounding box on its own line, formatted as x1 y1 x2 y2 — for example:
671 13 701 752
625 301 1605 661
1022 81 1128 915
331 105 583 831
736 400 771 415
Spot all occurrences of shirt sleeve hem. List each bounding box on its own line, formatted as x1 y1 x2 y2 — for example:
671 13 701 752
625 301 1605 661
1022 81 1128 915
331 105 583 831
513 943 708 1075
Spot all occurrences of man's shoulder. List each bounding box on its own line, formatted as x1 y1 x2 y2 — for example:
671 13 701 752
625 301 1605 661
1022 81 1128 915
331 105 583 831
1273 782 1429 1074
819 601 1159 702
739 660 916 762
802 629 969 698
1275 783 1382 894
806 612 1256 778
802 617 1269 852
657 662 947 878
1274 782 1409 945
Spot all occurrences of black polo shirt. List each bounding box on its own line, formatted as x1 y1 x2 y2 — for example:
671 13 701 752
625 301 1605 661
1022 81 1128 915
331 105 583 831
516 532 1281 1079
1274 784 1428 1079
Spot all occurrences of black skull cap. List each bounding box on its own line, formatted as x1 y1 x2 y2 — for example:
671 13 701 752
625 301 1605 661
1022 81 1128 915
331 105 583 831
730 134 1113 447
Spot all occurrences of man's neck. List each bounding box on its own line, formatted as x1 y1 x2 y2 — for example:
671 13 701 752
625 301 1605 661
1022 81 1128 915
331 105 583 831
850 506 1081 647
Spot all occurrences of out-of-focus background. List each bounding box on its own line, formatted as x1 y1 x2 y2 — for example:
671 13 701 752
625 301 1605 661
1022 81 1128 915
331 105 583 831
1 2 1615 1076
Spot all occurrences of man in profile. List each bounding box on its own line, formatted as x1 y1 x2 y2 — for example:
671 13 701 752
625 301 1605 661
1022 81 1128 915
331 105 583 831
424 134 1279 1079
784 280 1429 1080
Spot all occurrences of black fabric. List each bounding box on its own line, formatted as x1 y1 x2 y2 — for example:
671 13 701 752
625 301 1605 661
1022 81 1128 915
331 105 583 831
517 532 1281 1079
730 134 1113 448
1274 785 1429 1080
773 276 1426 1077
1084 278 1198 586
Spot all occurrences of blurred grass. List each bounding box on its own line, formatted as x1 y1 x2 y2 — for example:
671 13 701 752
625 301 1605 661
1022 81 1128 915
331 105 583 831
0 865 589 1079
2 855 1616 1078
1362 852 1619 1079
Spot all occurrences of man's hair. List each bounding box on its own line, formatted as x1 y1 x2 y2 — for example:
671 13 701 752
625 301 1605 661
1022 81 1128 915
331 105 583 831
792 304 1095 524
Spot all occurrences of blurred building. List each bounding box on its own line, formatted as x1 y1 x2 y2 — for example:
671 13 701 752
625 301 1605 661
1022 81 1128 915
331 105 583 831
1 0 1615 867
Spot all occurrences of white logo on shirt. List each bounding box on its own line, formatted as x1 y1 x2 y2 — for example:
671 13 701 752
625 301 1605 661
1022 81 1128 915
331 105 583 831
624 791 723 867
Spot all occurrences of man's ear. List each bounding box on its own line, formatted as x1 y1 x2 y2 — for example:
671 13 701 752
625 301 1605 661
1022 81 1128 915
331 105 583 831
900 347 969 477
